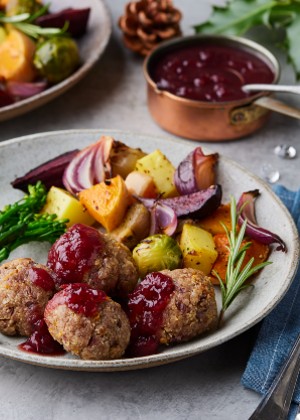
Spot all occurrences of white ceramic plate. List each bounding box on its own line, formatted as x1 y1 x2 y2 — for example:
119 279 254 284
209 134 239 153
0 0 111 122
0 129 299 371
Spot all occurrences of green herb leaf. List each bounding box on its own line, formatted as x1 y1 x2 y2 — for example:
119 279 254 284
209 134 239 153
0 7 68 39
283 6 300 79
27 3 50 23
13 21 68 39
213 196 272 327
0 13 31 23
194 0 277 35
194 0 300 79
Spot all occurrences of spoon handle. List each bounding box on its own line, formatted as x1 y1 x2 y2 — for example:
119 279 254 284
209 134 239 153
243 84 300 95
255 96 300 120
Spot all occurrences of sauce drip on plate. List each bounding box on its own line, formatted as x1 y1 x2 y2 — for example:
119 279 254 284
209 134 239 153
19 319 65 356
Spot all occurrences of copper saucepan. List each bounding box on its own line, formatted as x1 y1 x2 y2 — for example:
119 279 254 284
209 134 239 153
143 35 299 142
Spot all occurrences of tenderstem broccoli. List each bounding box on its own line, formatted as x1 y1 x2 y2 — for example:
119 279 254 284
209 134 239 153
0 181 68 262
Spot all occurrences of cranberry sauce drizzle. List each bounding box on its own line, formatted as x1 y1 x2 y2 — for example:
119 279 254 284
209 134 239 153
19 319 65 355
151 44 275 102
28 266 56 291
47 283 108 318
127 272 175 357
47 223 105 286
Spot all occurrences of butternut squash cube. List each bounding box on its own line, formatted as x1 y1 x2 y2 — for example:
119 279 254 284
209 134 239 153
41 186 95 227
180 224 218 275
0 0 8 9
135 149 177 198
0 29 37 82
78 175 132 232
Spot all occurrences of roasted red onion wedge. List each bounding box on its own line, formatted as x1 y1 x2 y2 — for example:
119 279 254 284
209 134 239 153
138 185 222 219
150 202 178 236
11 149 79 192
36 8 91 38
237 190 287 252
6 81 47 99
63 136 114 195
174 147 219 195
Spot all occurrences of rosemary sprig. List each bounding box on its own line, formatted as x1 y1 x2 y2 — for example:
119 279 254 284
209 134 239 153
213 196 272 327
0 5 68 39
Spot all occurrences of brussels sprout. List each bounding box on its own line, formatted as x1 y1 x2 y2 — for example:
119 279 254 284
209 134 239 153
6 0 42 16
33 36 80 84
132 234 183 278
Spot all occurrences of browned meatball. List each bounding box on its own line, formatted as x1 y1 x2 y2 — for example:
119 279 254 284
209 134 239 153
91 233 139 298
47 223 139 299
44 283 130 360
0 258 56 337
159 268 217 344
127 268 217 356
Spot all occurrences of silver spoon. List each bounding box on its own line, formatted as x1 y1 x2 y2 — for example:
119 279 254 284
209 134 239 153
243 84 300 95
242 84 300 119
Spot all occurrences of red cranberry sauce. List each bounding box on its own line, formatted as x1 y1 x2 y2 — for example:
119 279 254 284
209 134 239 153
28 266 56 292
127 272 175 357
19 319 65 355
47 283 108 318
47 223 105 286
151 44 275 102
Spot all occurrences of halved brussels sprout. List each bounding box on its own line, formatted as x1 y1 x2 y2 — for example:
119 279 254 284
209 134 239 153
132 234 183 278
33 36 80 84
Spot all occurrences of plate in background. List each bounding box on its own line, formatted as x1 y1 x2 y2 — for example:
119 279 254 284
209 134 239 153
0 129 298 371
0 0 112 122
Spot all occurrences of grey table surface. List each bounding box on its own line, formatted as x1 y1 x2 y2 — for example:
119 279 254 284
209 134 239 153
0 1 299 419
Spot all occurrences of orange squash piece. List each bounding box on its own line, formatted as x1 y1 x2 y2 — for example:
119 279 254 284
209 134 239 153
0 29 37 82
210 233 270 285
78 175 132 232
198 203 232 235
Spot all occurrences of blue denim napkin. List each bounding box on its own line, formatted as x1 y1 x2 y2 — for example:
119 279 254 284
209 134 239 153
242 185 300 419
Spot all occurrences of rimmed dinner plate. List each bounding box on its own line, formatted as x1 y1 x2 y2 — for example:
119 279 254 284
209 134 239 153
0 0 112 122
0 129 299 371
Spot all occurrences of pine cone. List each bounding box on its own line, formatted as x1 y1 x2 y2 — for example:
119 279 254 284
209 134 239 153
119 0 182 56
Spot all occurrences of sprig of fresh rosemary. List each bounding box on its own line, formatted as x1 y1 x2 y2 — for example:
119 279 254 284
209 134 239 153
0 4 68 39
213 196 272 327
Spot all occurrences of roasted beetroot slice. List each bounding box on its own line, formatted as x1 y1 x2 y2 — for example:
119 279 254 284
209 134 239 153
36 8 91 38
161 185 222 219
0 88 14 107
11 149 80 192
